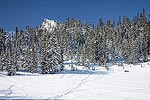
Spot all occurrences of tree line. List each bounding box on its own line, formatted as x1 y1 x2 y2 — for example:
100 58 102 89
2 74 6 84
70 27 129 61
0 9 150 76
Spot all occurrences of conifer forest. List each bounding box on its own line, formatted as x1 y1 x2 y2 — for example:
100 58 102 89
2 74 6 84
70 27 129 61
0 9 150 76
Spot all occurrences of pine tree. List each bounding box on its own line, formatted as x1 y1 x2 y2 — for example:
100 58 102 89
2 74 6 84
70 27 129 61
0 29 5 71
48 28 61 73
29 29 37 73
12 27 20 71
0 31 10 72
105 20 116 65
55 22 65 71
94 18 105 65
81 21 95 68
130 16 140 64
139 10 148 62
6 35 16 76
20 26 31 71
40 23 60 74
65 18 78 70
40 29 49 74
122 16 132 64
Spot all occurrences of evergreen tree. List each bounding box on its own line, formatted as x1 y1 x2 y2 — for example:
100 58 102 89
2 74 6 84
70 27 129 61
40 24 60 74
139 11 148 62
0 29 6 71
55 22 65 71
94 18 105 65
122 16 132 64
29 29 38 73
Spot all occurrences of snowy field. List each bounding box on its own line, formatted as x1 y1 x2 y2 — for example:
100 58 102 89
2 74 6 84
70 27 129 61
0 62 150 100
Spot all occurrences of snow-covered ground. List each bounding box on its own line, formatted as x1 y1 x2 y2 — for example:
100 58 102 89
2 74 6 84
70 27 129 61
0 63 150 100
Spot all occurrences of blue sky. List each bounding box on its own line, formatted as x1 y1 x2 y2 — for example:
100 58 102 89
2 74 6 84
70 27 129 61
0 0 150 31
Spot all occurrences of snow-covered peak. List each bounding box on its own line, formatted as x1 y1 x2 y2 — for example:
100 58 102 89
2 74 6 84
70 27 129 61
40 18 57 32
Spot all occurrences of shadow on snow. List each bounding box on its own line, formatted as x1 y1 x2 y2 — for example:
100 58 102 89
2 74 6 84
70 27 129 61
57 69 110 75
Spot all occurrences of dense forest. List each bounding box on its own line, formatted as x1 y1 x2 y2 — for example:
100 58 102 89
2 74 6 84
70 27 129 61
0 9 150 76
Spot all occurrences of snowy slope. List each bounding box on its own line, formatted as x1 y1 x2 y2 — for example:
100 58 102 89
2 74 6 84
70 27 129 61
0 63 150 100
40 18 57 32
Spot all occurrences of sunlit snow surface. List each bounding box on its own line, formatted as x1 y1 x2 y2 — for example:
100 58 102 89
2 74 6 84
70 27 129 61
0 62 150 100
40 18 57 32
